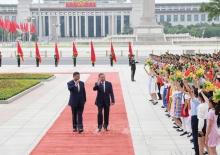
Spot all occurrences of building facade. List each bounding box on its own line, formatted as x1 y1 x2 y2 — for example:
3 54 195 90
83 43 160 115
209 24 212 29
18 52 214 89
0 0 220 40
30 1 132 40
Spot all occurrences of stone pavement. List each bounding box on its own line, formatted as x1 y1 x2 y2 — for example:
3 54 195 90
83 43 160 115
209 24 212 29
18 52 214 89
0 65 220 155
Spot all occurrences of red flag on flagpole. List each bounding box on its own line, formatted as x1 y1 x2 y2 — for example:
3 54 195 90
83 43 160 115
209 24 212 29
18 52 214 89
30 23 36 34
90 41 96 63
110 42 117 62
73 42 78 57
35 42 41 63
17 41 24 61
128 42 133 56
55 43 60 62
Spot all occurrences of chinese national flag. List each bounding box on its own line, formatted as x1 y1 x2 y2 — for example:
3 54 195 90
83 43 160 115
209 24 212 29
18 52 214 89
128 42 133 56
35 42 41 63
90 41 96 63
73 42 78 57
110 42 117 62
17 41 24 61
55 43 60 62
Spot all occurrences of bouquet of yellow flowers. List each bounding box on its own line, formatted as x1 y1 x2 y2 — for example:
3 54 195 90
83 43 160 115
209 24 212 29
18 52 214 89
195 68 205 78
169 70 183 81
175 70 183 81
145 58 153 67
159 69 166 75
202 81 216 92
213 89 220 103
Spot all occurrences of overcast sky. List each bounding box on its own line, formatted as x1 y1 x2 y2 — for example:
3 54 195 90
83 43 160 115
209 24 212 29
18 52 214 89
0 0 210 4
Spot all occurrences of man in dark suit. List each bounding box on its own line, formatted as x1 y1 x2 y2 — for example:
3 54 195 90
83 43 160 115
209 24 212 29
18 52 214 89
130 55 139 82
93 73 115 132
67 72 86 133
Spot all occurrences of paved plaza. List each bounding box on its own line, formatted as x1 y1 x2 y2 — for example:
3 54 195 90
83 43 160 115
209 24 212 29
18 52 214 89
0 65 219 155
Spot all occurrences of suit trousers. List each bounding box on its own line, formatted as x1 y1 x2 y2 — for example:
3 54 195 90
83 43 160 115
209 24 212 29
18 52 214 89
71 104 84 130
191 115 199 155
97 104 110 129
131 68 136 81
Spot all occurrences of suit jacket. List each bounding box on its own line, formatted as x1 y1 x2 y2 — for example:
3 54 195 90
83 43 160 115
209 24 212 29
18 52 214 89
130 59 138 70
67 80 86 107
93 81 115 106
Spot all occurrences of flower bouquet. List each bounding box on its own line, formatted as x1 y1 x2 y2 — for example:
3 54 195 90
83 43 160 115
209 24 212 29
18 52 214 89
184 72 194 83
213 89 220 103
175 70 183 81
195 68 205 78
202 81 216 92
145 58 153 67
169 65 177 73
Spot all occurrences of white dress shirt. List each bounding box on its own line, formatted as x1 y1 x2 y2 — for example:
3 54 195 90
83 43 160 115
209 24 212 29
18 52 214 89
74 81 80 92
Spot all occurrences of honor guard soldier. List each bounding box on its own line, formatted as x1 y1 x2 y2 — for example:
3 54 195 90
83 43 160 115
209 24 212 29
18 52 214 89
128 54 132 66
130 55 139 82
73 54 77 67
54 54 58 67
17 54 21 67
0 51 2 67
110 54 113 67
36 57 40 67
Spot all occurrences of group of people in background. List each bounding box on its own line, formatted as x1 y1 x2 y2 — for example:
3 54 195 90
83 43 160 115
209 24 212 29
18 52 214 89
145 52 220 155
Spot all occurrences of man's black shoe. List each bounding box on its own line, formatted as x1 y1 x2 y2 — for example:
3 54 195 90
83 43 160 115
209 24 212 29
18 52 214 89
73 128 77 132
78 129 83 134
97 128 102 132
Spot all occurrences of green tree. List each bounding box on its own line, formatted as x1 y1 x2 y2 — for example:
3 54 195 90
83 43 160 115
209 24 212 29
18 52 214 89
200 0 220 20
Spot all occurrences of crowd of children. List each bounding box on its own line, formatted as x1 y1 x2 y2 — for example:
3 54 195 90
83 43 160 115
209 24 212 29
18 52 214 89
145 52 220 155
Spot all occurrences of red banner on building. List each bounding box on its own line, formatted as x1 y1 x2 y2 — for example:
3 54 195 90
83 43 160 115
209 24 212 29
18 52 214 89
65 0 96 8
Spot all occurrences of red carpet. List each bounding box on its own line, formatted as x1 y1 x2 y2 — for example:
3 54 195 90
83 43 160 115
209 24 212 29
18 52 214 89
31 73 135 155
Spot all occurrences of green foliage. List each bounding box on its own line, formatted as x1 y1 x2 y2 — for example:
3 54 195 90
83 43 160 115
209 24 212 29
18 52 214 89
0 80 40 100
0 73 53 80
200 0 220 20
0 73 54 100
164 23 220 38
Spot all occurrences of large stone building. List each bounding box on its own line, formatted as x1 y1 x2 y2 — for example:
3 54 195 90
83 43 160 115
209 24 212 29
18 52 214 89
0 0 219 40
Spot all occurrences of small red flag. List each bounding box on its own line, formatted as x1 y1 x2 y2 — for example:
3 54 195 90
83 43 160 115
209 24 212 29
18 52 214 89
30 23 36 34
55 43 60 62
90 41 96 63
9 21 17 33
73 42 78 57
17 41 24 61
35 42 41 63
110 42 117 62
128 42 133 56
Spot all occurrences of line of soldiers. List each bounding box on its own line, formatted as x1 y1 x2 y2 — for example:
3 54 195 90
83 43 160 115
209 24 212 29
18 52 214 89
0 53 139 82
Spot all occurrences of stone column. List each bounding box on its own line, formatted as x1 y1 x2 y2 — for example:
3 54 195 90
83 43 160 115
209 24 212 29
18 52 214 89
79 15 81 37
85 13 88 37
94 12 96 37
48 15 51 39
101 12 105 37
75 13 79 37
121 12 124 34
57 15 60 37
111 13 114 35
66 15 69 37
72 15 75 37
